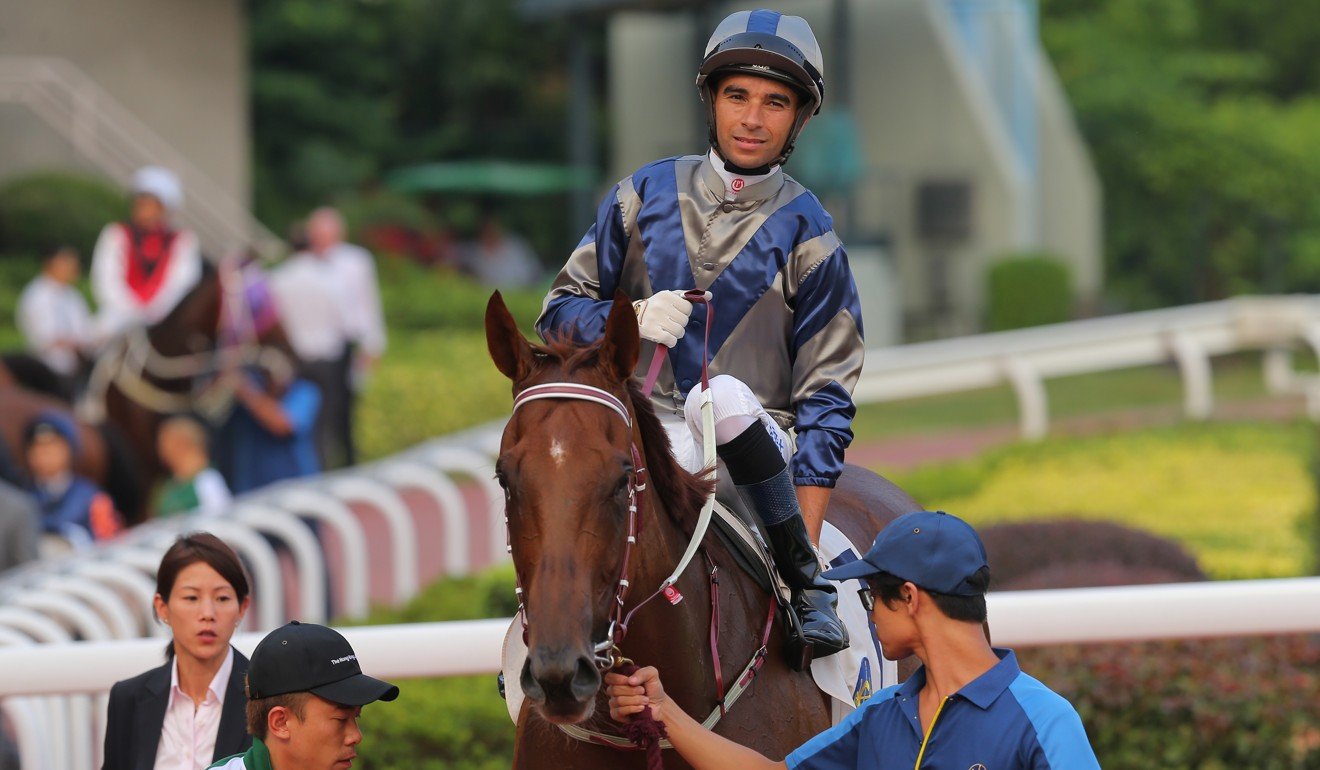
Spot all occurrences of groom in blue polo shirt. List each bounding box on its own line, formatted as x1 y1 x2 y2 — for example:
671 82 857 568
606 510 1101 769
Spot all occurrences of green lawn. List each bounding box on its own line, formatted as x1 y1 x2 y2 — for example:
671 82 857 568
889 422 1318 580
851 354 1292 442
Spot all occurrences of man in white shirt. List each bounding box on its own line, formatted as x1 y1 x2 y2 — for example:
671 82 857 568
269 207 385 468
90 166 203 343
16 245 92 383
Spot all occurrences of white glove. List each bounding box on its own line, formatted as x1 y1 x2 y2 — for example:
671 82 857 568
632 290 710 348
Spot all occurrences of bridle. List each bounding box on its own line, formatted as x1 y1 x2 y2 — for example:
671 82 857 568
506 290 719 669
505 294 780 752
509 381 650 670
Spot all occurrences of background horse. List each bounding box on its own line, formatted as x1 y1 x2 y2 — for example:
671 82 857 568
486 292 919 769
92 260 294 516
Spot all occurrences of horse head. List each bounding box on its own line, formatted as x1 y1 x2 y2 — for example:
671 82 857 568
486 291 641 723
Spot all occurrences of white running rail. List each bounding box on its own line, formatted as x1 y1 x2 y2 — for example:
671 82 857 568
856 295 1320 438
2 580 1319 769
0 56 283 258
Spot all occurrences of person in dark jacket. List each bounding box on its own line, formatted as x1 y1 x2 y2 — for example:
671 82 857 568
103 533 253 770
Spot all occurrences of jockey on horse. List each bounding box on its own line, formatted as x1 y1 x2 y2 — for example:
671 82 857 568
90 165 203 344
538 9 860 662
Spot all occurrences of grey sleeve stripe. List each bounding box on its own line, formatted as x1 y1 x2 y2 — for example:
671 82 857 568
790 231 843 294
617 176 640 233
539 179 640 323
792 307 865 405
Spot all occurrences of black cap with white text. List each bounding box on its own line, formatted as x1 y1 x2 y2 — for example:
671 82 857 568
247 621 400 705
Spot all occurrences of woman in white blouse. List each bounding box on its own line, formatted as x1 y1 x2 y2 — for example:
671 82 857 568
103 533 253 770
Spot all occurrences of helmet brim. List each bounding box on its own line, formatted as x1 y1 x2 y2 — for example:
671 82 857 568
697 31 823 114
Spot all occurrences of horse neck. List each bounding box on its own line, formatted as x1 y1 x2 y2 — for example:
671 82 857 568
614 478 717 689
148 277 219 357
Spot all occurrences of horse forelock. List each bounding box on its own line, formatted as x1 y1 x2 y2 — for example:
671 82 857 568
518 332 713 524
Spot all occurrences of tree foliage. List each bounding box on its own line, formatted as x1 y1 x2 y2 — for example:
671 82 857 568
247 0 580 248
1041 0 1320 308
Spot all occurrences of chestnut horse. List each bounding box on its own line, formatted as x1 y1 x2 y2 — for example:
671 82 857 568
486 292 919 769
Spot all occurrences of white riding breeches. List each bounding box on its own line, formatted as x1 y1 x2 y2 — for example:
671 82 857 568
661 374 792 474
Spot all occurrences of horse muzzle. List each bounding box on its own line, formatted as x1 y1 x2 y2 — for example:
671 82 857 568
521 647 601 723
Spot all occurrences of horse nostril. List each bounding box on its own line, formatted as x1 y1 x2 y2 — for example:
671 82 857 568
569 655 601 702
520 657 546 702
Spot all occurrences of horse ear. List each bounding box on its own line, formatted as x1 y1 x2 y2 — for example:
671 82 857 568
600 291 640 380
485 291 534 381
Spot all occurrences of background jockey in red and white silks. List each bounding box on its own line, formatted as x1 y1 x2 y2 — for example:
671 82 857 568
91 166 202 343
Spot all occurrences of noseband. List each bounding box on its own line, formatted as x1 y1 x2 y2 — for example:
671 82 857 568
508 382 648 670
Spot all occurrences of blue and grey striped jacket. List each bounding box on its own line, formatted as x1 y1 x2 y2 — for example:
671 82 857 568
537 153 864 487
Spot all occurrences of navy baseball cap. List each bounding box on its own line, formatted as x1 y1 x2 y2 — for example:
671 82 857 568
247 621 399 705
822 511 989 596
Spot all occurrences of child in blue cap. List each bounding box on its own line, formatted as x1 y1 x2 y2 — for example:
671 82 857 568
607 510 1101 769
23 411 119 550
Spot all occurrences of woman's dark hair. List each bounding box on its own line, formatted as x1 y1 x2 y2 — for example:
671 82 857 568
869 566 991 623
157 533 251 658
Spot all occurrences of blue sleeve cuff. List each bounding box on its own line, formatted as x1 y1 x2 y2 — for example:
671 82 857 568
537 295 614 344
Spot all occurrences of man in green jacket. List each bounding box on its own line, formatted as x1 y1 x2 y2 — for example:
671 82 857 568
210 621 399 770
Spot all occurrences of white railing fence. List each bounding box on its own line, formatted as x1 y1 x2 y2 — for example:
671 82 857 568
857 295 1320 438
2 580 1318 769
0 422 510 770
4 295 1320 766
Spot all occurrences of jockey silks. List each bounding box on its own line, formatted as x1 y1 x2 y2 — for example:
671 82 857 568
538 152 864 488
121 223 179 304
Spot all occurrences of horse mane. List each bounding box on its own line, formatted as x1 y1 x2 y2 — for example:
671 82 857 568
153 260 218 332
534 334 715 523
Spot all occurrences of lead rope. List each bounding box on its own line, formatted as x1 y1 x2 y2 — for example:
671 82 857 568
639 289 717 604
615 659 669 769
617 291 716 758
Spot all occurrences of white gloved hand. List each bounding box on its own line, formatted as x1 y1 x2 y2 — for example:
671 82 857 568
632 290 710 347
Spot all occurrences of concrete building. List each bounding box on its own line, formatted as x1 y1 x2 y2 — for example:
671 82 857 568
0 0 273 255
604 0 1101 342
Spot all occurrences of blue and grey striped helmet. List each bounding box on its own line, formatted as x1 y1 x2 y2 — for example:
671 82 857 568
696 9 825 165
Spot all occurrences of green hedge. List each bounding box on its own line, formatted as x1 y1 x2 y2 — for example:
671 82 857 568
893 422 1317 579
0 172 126 258
1023 636 1320 769
376 259 546 333
349 556 1320 768
351 566 518 770
986 253 1072 331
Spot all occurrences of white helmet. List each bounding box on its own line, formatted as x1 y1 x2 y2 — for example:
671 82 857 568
131 166 183 211
696 9 825 167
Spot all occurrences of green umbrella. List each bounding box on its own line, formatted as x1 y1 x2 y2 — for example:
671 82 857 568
385 161 595 196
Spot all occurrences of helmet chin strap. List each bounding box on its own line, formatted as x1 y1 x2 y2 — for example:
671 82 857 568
711 144 774 176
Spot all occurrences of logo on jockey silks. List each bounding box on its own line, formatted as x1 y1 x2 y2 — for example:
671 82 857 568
852 657 873 706
731 177 745 193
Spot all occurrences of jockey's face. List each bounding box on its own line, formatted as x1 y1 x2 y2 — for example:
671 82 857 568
131 194 167 230
712 73 802 170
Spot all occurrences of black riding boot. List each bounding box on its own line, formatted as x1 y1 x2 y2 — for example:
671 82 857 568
719 423 849 666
